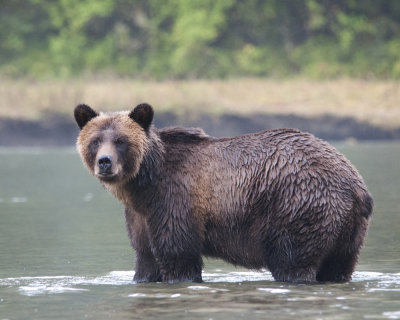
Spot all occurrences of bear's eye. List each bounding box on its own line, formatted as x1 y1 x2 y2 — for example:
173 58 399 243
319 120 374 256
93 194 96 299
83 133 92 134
115 138 125 146
91 138 101 147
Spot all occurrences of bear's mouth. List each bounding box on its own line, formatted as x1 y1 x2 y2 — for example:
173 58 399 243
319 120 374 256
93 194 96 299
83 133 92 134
96 172 119 182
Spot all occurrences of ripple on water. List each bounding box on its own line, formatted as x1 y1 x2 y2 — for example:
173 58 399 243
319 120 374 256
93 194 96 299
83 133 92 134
383 311 400 319
0 271 399 297
11 197 28 203
258 288 291 294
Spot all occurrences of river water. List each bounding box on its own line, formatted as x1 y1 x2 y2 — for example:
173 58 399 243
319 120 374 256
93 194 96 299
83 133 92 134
0 142 399 319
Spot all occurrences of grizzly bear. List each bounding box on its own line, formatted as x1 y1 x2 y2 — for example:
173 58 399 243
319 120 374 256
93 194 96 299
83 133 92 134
74 103 373 283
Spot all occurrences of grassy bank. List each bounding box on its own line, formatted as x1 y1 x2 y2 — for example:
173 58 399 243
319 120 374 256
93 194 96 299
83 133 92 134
1 78 399 129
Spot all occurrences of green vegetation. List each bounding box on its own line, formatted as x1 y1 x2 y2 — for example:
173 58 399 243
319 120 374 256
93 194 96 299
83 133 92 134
2 0 400 79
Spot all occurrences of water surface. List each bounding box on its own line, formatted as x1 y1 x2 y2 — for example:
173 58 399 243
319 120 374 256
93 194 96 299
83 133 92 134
0 143 399 319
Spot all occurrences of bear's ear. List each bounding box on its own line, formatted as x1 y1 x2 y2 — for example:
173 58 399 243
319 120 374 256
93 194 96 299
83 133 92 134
74 104 98 129
129 103 154 132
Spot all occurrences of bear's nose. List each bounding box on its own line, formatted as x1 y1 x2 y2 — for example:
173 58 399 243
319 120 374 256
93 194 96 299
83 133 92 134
98 155 112 174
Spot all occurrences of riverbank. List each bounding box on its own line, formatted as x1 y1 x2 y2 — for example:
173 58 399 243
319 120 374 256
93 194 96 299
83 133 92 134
0 111 399 147
2 77 400 126
1 77 399 146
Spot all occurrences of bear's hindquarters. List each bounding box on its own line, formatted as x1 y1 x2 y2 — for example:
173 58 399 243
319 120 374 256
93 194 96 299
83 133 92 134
316 194 372 282
265 191 372 283
316 216 369 282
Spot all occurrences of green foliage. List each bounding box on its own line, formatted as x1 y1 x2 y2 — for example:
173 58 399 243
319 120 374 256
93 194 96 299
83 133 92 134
167 0 234 78
1 0 400 79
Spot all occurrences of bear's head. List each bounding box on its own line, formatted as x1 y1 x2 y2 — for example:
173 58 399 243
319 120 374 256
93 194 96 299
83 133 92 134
74 103 154 184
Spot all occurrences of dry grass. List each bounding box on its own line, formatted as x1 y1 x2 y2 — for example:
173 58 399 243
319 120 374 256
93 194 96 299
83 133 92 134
1 77 400 128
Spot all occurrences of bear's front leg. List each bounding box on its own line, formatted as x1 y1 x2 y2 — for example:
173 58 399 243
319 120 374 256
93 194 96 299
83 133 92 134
157 251 203 284
148 209 203 283
124 207 161 283
134 249 162 283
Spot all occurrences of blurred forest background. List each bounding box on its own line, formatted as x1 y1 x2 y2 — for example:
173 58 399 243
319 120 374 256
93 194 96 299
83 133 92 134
2 0 400 78
1 0 400 145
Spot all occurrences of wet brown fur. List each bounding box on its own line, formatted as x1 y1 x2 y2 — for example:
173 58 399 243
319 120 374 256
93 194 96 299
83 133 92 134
75 103 373 283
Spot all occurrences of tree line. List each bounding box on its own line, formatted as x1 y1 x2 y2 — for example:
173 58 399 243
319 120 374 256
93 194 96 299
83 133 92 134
1 0 400 79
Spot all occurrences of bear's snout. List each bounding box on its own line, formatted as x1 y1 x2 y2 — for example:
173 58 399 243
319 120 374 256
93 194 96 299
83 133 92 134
94 152 122 183
98 155 113 174
91 138 126 183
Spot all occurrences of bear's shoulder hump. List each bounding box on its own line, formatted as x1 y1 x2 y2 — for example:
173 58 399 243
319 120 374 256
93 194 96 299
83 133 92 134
159 126 211 144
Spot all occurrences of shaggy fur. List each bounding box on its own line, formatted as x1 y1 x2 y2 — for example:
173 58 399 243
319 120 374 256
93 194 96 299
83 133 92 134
74 103 373 283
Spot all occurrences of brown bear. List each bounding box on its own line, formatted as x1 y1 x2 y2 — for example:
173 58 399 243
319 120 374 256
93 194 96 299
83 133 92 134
74 103 373 283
